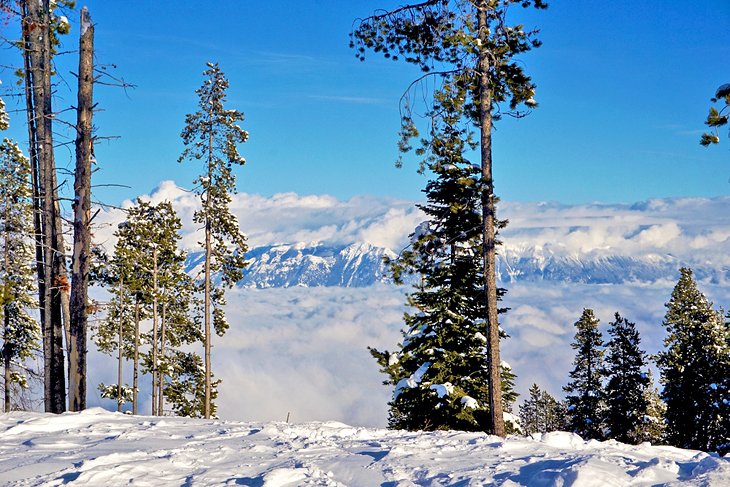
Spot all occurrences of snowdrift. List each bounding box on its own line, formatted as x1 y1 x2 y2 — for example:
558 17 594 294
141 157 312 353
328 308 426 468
0 408 728 486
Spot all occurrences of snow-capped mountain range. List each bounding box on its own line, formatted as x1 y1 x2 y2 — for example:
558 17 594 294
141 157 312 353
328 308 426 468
185 240 721 288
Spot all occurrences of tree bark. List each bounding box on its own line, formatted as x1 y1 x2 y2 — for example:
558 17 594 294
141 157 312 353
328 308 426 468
117 275 124 412
3 223 10 412
133 298 139 415
151 246 158 415
25 0 66 413
477 1 504 437
158 303 166 416
69 6 94 412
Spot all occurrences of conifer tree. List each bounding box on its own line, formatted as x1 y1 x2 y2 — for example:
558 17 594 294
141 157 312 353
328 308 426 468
179 63 248 418
604 312 650 444
371 163 516 432
519 383 567 436
564 308 606 440
352 0 546 437
656 268 730 452
634 369 666 445
0 137 40 412
700 83 729 146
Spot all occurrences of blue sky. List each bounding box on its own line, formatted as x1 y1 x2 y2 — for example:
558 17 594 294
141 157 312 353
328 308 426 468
1 0 729 206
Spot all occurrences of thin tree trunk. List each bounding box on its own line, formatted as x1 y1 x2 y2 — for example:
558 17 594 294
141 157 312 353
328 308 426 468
204 117 214 419
117 275 124 413
151 246 158 415
133 298 139 415
69 6 94 412
477 1 504 437
158 303 166 416
3 223 10 412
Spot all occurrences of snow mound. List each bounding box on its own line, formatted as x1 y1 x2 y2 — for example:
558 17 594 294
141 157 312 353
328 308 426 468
0 410 728 486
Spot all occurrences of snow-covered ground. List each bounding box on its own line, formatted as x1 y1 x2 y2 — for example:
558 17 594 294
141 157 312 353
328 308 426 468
1 409 728 486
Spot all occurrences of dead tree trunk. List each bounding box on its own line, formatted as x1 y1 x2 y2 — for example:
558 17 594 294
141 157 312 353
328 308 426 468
24 0 66 413
69 6 94 412
478 1 504 438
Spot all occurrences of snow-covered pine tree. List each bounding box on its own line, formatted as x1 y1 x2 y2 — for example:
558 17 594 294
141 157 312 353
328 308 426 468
179 63 248 419
0 137 40 412
371 159 516 432
519 383 567 436
604 312 650 444
656 268 730 452
633 369 666 445
352 0 546 438
564 308 606 440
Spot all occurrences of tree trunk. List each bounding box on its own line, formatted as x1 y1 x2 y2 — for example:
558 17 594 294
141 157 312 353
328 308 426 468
20 2 46 349
151 246 158 415
25 0 66 414
204 122 214 419
69 6 94 412
133 298 139 415
3 225 9 412
477 2 504 437
158 303 166 416
117 275 124 413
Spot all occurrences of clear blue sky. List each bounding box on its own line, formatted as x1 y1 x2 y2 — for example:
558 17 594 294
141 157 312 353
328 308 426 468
1 0 729 205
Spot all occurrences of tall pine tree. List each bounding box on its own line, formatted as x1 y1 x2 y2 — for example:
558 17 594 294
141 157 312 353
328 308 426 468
657 268 730 452
179 63 248 418
564 308 606 440
0 137 40 412
352 0 546 437
371 162 516 432
604 312 650 444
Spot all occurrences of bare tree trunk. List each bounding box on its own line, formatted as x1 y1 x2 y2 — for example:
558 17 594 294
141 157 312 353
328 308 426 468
158 303 166 416
133 298 139 415
20 2 46 350
3 225 10 412
478 2 504 438
151 246 158 415
69 6 94 412
117 275 124 413
25 0 66 414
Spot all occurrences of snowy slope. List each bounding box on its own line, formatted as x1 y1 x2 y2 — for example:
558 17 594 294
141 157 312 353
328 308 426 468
1 409 728 486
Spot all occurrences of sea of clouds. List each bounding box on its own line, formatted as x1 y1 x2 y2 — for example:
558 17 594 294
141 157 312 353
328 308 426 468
87 183 730 427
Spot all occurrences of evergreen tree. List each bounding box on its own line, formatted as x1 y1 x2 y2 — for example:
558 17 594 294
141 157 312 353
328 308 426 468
700 83 729 146
656 268 730 452
604 312 650 444
564 308 606 440
179 63 248 419
371 163 515 432
634 369 666 445
0 137 40 412
352 0 546 438
519 383 567 436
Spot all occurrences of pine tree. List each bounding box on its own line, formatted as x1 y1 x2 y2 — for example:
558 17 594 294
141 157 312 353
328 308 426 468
352 0 546 438
604 312 650 444
633 369 666 445
564 308 606 440
519 383 567 436
656 268 730 452
0 137 40 412
179 63 248 419
700 83 729 146
371 163 515 432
